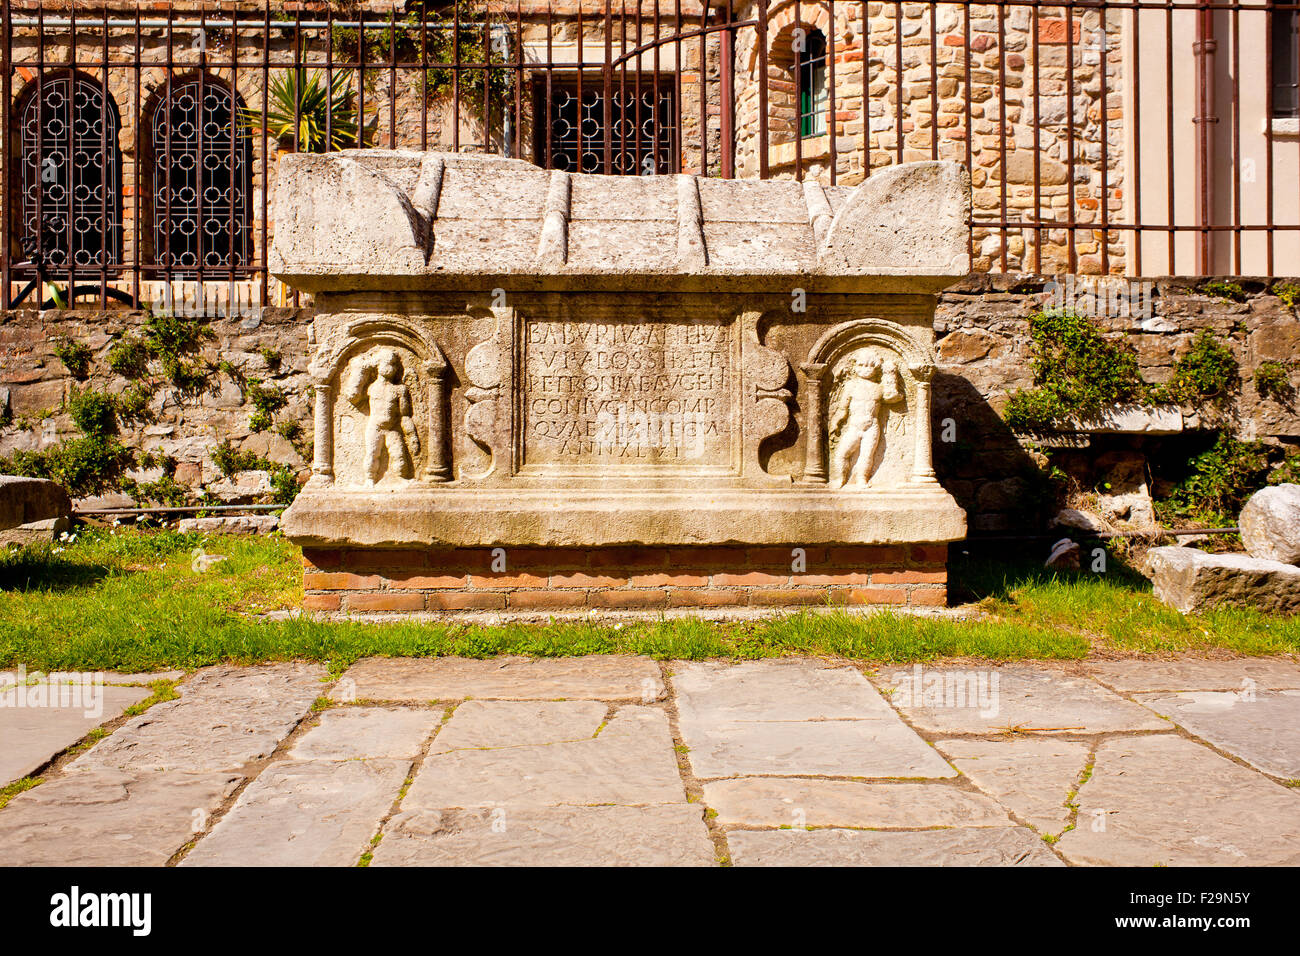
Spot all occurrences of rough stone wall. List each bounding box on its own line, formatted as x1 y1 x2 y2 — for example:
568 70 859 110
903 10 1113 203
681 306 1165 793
3 274 1297 527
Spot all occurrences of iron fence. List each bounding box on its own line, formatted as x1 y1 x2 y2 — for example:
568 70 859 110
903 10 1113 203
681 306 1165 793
2 0 1299 309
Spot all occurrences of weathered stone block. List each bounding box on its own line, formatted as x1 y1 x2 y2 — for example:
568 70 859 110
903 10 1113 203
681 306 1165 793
1144 546 1300 614
1239 484 1300 566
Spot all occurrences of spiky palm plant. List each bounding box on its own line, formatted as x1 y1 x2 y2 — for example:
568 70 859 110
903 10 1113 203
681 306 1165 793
243 63 370 153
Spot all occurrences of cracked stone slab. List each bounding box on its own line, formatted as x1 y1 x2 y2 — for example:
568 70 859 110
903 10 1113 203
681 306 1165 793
0 770 241 866
403 705 684 809
182 759 409 867
879 665 1172 734
69 662 328 774
1057 735 1300 866
672 660 954 779
703 778 1012 829
339 655 665 702
935 738 1092 835
430 700 608 752
1135 689 1300 778
0 685 150 785
371 804 716 866
728 826 1063 867
1087 658 1300 693
291 707 441 761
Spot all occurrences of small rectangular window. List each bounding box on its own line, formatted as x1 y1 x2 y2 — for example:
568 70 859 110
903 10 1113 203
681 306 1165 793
532 74 677 175
1273 8 1300 118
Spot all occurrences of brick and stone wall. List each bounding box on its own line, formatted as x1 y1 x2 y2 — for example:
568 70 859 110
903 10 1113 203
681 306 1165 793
301 543 948 614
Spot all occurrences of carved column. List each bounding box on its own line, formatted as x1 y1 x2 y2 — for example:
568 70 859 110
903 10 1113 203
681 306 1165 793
910 363 939 484
799 362 829 484
425 360 452 481
312 382 334 482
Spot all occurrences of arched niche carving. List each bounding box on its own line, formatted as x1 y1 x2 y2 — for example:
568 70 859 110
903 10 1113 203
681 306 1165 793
800 319 938 488
308 319 451 487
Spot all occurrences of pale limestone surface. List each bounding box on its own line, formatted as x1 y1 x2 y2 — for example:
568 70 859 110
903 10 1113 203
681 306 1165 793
1086 657 1300 692
1143 546 1300 614
0 685 149 784
403 705 684 809
371 805 716 867
339 655 664 702
1239 483 1300 565
0 770 241 867
429 700 607 752
1135 690 1300 778
727 827 1063 867
672 660 955 778
290 707 441 761
934 738 1092 835
879 665 1173 735
702 778 1013 829
181 759 409 867
1057 735 1300 866
69 663 326 774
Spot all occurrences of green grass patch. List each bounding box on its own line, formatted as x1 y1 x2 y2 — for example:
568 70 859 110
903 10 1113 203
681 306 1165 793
0 777 42 811
0 529 1296 672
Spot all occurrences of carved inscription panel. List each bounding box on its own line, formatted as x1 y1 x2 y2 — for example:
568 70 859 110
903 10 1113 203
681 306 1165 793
521 318 736 470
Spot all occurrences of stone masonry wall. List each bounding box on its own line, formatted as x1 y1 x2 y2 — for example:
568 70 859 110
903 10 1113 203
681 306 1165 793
2 274 1297 530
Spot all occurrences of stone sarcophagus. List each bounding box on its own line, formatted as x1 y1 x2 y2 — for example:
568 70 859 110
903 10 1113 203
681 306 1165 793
273 151 969 614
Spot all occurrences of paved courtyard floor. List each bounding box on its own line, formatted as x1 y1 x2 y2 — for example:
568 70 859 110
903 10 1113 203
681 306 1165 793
2 655 1299 866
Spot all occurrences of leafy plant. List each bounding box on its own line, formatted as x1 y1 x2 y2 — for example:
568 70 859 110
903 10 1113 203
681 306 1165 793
1001 311 1148 432
1273 282 1300 311
52 338 93 380
243 52 370 153
1254 360 1295 406
1155 432 1272 527
247 379 288 433
1151 330 1241 408
1198 280 1247 303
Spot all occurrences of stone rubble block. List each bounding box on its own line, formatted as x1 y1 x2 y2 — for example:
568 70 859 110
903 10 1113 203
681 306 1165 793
878 665 1173 734
371 805 717 867
0 685 150 785
177 514 280 535
672 660 955 779
68 663 327 774
1057 735 1300 866
290 707 441 761
1086 658 1300 693
727 826 1063 867
429 700 608 753
0 475 71 530
1135 689 1300 778
0 769 241 867
1239 484 1300 565
339 655 665 702
1143 546 1300 614
403 705 685 810
935 738 1092 835
703 778 1013 829
182 759 410 867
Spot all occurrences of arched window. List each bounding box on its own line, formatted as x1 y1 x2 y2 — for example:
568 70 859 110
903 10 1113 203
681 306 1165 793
151 77 251 273
19 73 122 272
798 30 829 138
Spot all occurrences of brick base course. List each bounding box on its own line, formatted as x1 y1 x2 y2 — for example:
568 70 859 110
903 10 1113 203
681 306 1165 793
302 544 949 614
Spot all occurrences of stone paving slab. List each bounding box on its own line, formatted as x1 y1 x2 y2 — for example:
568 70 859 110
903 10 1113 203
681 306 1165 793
69 663 327 774
1135 690 1300 778
430 700 608 752
0 770 241 867
934 738 1091 836
404 705 685 809
0 685 150 785
673 660 954 779
182 759 409 867
290 707 441 761
1087 658 1300 692
704 778 1012 829
340 655 665 702
1057 735 1300 866
728 826 1063 867
879 665 1172 734
371 805 717 866
0 670 185 686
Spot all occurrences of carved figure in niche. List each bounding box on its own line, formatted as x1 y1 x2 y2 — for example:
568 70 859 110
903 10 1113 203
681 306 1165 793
828 351 904 488
344 348 421 484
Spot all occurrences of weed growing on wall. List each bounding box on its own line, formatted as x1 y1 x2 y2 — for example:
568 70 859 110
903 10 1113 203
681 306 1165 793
1150 329 1241 408
1254 360 1296 406
1154 432 1274 528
